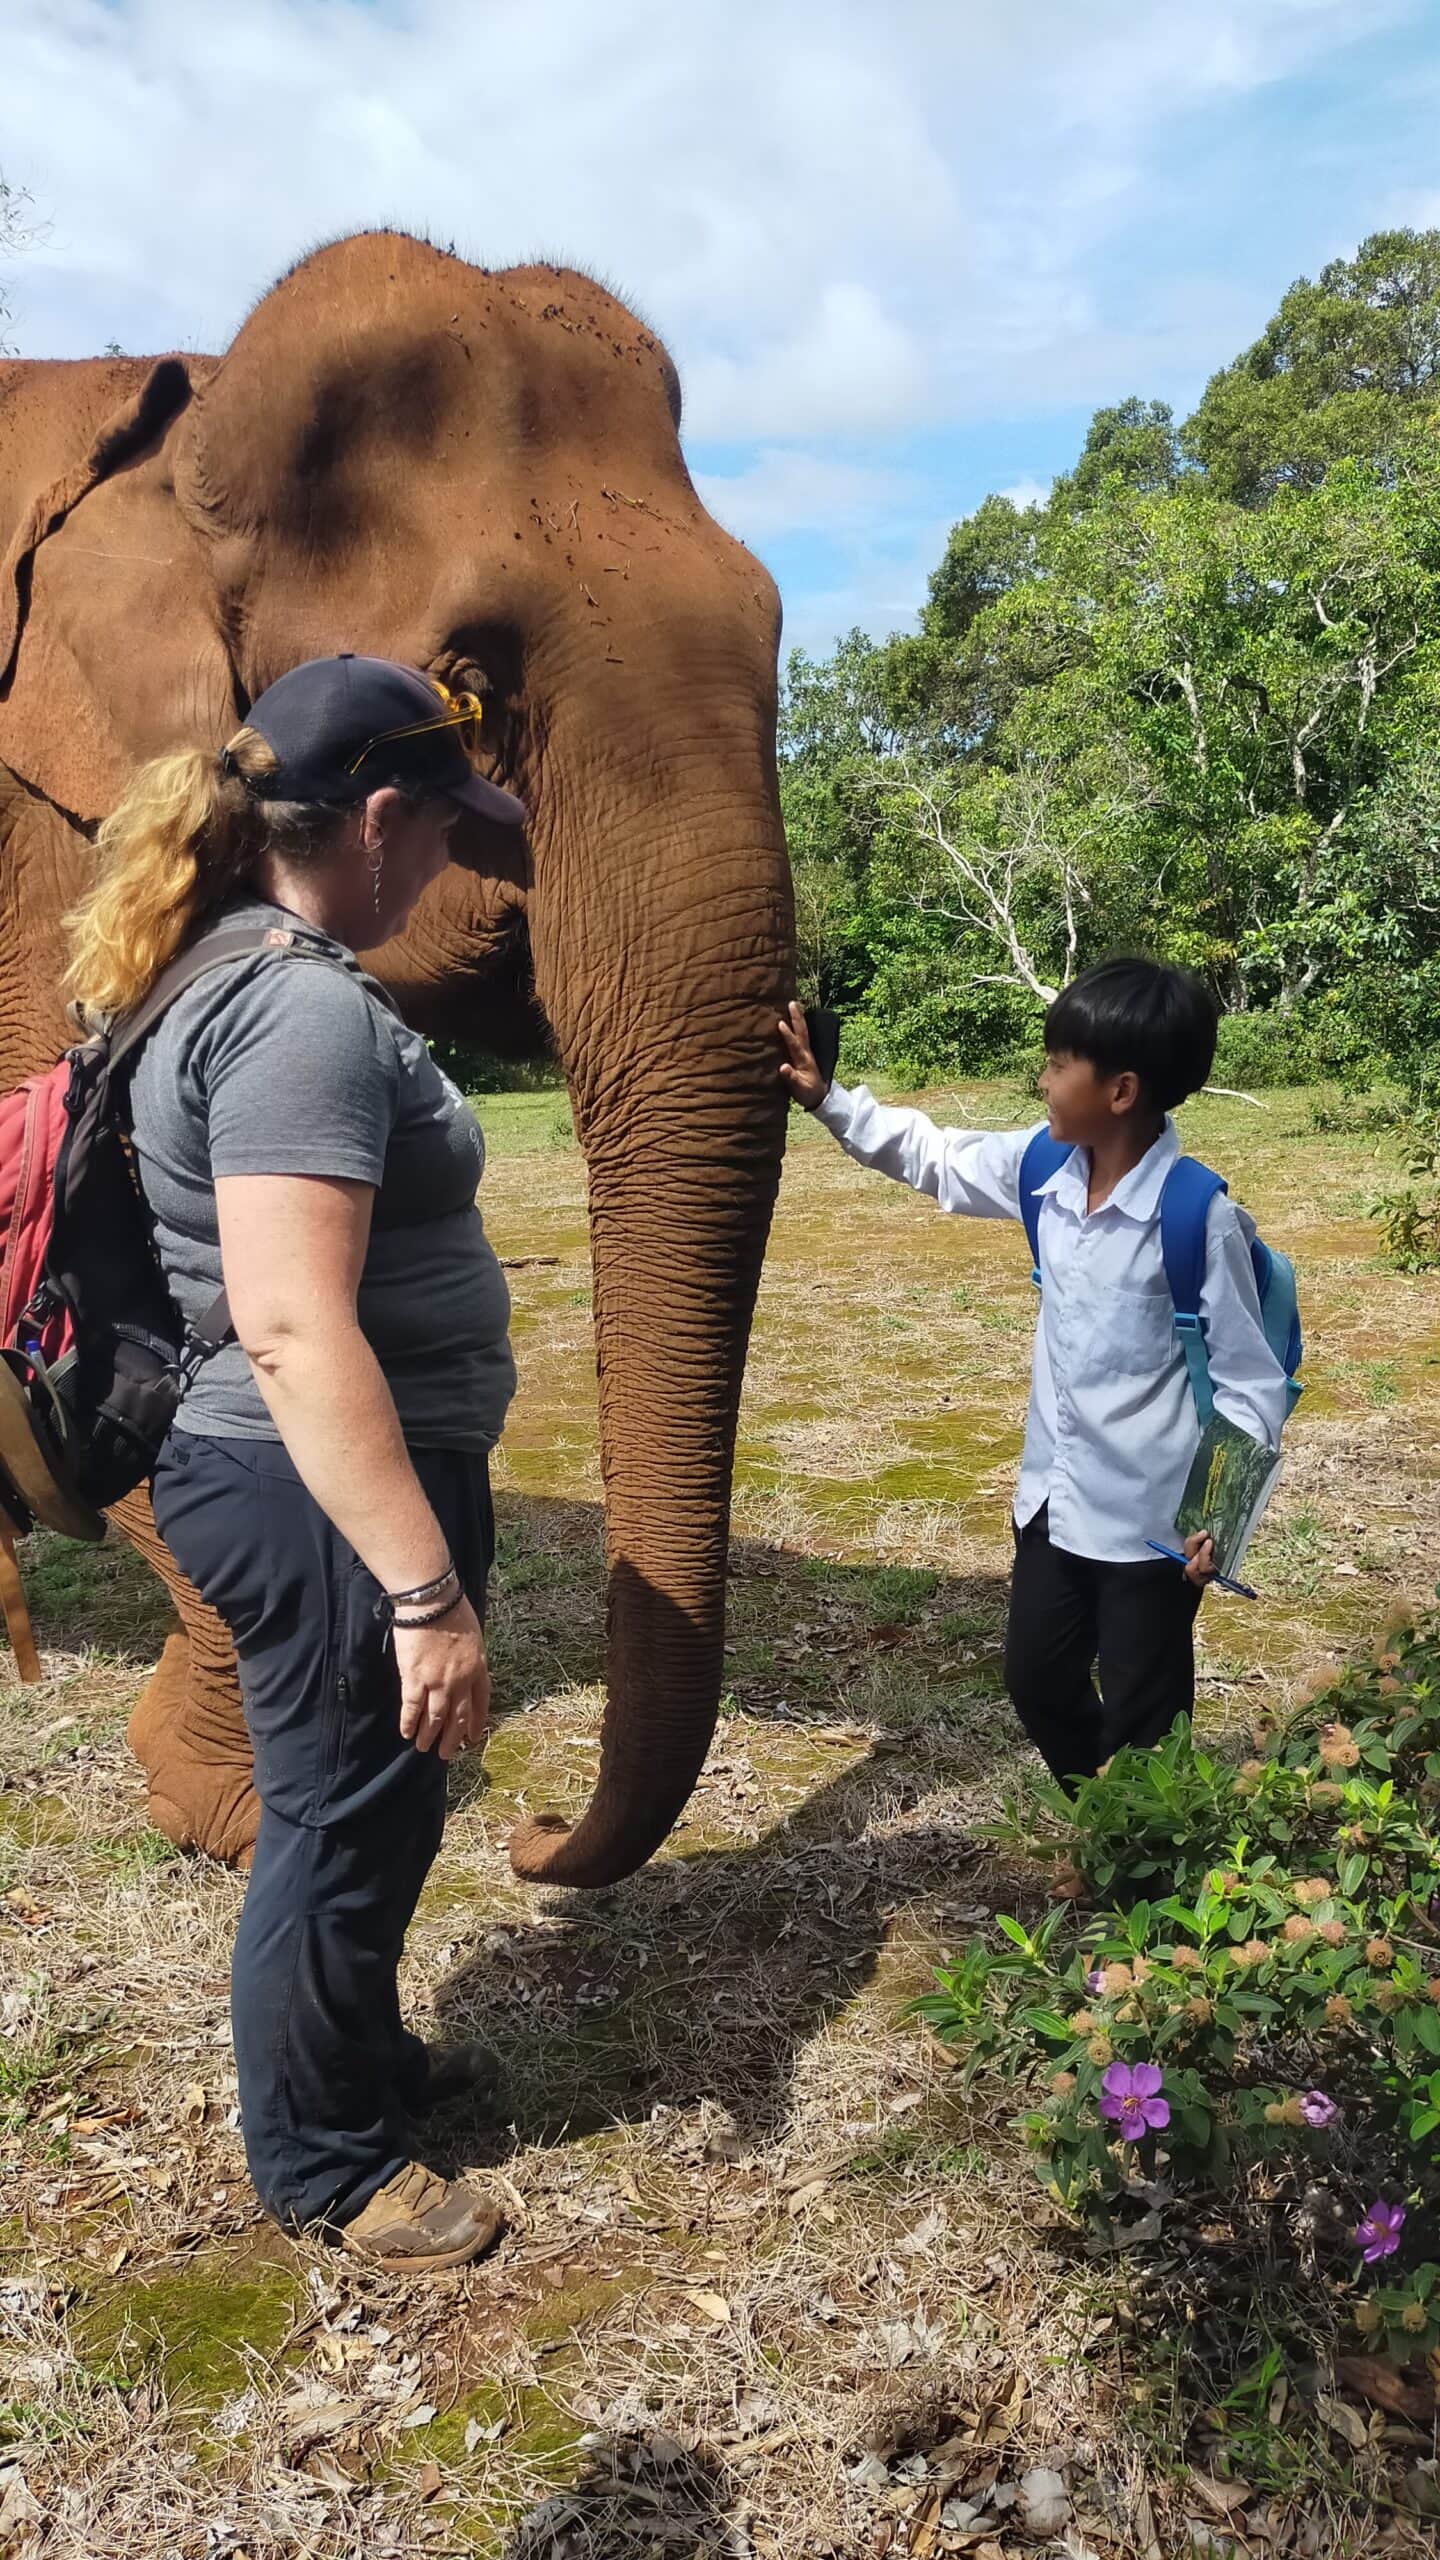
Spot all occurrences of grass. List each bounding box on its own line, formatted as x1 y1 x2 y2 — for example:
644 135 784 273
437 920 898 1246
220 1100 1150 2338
0 1078 1437 2554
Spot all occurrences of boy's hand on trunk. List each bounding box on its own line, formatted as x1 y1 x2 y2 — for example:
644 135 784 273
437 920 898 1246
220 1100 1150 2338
778 1001 830 1110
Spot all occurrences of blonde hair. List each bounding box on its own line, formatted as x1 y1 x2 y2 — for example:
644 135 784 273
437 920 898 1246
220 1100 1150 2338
63 728 350 1019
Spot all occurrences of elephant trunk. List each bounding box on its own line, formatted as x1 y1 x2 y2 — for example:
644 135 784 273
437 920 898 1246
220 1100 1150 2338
507 682 792 1888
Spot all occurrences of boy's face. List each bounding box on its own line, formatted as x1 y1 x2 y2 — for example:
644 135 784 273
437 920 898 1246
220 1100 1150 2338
1039 1048 1145 1144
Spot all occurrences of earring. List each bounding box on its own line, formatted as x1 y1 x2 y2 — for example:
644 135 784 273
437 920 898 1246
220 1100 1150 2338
368 846 384 914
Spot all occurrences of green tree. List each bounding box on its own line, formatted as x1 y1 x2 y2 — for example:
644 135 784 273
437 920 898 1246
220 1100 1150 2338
922 491 1045 647
1052 395 1183 510
779 231 1440 1081
1185 228 1440 504
814 442 1440 1043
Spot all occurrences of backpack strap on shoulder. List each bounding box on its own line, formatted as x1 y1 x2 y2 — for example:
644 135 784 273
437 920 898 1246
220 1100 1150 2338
1158 1155 1228 1425
105 922 357 1359
105 925 299 1070
1018 1129 1073 1287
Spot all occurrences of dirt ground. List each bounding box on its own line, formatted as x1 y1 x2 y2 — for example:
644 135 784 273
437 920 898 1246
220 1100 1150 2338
2 1079 1438 2558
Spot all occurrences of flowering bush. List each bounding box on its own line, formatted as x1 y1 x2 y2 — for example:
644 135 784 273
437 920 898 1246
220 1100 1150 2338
915 1612 1440 2366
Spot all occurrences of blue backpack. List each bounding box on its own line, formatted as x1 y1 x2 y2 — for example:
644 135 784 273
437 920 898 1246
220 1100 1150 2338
1017 1130 1303 1428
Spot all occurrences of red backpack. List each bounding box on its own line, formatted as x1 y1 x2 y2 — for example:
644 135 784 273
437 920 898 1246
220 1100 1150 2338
0 923 288 1542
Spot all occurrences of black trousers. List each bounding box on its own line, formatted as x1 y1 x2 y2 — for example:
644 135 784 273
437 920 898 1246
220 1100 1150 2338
152 1428 493 2231
1003 1503 1202 1784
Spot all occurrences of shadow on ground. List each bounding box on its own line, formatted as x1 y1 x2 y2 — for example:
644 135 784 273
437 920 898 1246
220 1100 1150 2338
431 1743 1002 2159
426 1492 1024 2162
474 1488 1016 1749
15 1489 1024 2169
499 2437 733 2560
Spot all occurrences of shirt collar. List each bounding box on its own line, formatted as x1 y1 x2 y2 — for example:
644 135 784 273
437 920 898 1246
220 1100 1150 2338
1039 1118 1179 1222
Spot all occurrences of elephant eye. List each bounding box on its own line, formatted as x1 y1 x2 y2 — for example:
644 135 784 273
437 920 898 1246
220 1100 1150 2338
437 654 490 691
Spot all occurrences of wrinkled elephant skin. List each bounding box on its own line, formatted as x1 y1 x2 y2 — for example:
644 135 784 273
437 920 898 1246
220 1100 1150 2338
0 234 794 1885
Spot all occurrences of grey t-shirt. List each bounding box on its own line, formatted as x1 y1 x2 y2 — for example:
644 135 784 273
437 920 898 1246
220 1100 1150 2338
129 898 515 1451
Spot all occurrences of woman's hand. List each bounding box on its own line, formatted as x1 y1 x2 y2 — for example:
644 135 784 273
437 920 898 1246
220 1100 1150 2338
394 1598 491 1761
778 1000 831 1110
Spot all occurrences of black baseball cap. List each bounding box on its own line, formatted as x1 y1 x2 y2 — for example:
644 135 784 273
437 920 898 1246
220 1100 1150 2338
240 654 526 826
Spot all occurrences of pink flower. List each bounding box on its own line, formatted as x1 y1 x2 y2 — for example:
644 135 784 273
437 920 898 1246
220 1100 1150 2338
1355 2200 1405 2264
1099 2061 1170 2141
1298 2089 1338 2130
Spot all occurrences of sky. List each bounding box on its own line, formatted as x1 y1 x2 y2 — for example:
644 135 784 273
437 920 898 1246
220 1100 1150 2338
3 0 1439 657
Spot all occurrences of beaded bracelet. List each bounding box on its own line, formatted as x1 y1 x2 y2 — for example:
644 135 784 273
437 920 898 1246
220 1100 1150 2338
386 1560 459 1608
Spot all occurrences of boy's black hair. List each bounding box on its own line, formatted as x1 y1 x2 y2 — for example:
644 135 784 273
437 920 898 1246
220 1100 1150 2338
1043 958 1218 1114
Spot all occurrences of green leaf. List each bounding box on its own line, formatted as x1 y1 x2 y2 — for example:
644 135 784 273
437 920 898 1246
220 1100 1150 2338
1019 2009 1075 2043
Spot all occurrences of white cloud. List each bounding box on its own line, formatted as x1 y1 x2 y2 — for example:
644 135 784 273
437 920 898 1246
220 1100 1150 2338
0 0 1413 441
997 478 1052 512
688 287 930 442
773 513 957 660
0 0 1428 651
694 447 902 546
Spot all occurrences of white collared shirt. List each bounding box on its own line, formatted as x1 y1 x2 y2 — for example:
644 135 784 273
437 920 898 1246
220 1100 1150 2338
815 1084 1290 1564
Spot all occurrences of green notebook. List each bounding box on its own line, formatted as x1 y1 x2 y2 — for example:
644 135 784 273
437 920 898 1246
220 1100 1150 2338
1175 1413 1282 1582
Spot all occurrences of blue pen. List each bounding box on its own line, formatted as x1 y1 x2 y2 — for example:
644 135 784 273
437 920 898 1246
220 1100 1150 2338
1146 1539 1259 1601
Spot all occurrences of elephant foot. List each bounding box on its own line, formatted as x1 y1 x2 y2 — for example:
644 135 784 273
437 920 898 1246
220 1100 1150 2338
127 1633 260 1868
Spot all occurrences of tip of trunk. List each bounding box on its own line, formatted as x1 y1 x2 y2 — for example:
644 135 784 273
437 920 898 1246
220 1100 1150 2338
507 1724 715 1884
507 1806 663 1890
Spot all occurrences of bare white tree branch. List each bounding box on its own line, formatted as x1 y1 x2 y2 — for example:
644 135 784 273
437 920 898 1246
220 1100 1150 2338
0 176 45 357
871 752 1164 1008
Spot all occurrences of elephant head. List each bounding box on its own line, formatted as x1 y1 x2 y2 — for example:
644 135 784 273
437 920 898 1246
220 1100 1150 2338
0 233 793 1887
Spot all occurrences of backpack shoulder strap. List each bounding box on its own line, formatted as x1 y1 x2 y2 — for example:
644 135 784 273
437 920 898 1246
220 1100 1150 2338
1158 1156 1228 1318
1018 1128 1073 1283
103 923 360 1361
106 924 301 1070
1158 1155 1228 1424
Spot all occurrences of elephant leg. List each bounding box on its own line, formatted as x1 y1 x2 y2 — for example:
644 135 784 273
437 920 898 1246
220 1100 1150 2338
113 1487 259 1867
0 786 256 1854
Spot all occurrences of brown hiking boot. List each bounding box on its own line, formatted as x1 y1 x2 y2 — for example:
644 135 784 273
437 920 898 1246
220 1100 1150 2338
339 2163 504 2273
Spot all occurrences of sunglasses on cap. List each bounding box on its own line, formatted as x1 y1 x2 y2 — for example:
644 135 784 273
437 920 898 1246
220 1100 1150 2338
342 677 488 777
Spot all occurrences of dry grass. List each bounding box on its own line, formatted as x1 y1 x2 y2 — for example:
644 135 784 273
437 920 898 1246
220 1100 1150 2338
2 1080 1438 2556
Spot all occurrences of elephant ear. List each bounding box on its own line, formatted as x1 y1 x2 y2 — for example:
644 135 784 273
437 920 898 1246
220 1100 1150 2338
0 359 193 686
0 355 236 820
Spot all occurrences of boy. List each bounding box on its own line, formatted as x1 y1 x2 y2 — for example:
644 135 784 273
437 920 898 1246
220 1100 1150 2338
778 961 1289 1783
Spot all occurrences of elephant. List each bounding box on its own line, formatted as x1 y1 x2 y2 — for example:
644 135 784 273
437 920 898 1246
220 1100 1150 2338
0 231 794 1888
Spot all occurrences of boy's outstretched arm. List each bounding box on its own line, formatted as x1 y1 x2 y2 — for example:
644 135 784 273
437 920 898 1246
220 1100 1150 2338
777 1003 1030 1221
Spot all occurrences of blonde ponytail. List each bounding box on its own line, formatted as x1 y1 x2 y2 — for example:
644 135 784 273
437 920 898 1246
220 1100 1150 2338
62 729 348 1020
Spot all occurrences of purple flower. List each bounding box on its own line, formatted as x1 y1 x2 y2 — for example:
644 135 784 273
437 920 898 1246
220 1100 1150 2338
1355 2200 1406 2264
1298 2089 1338 2130
1086 1968 1105 1996
1099 2061 1170 2141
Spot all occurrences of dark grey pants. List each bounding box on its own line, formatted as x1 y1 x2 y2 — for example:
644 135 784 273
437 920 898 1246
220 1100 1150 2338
1004 1503 1202 1785
152 1429 493 2230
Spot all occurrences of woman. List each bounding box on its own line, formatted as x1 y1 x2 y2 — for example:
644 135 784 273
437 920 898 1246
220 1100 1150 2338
63 654 525 2272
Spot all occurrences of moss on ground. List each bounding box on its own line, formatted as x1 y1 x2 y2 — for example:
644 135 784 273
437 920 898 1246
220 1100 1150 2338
397 2380 586 2551
72 2248 304 2408
0 1790 76 1849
